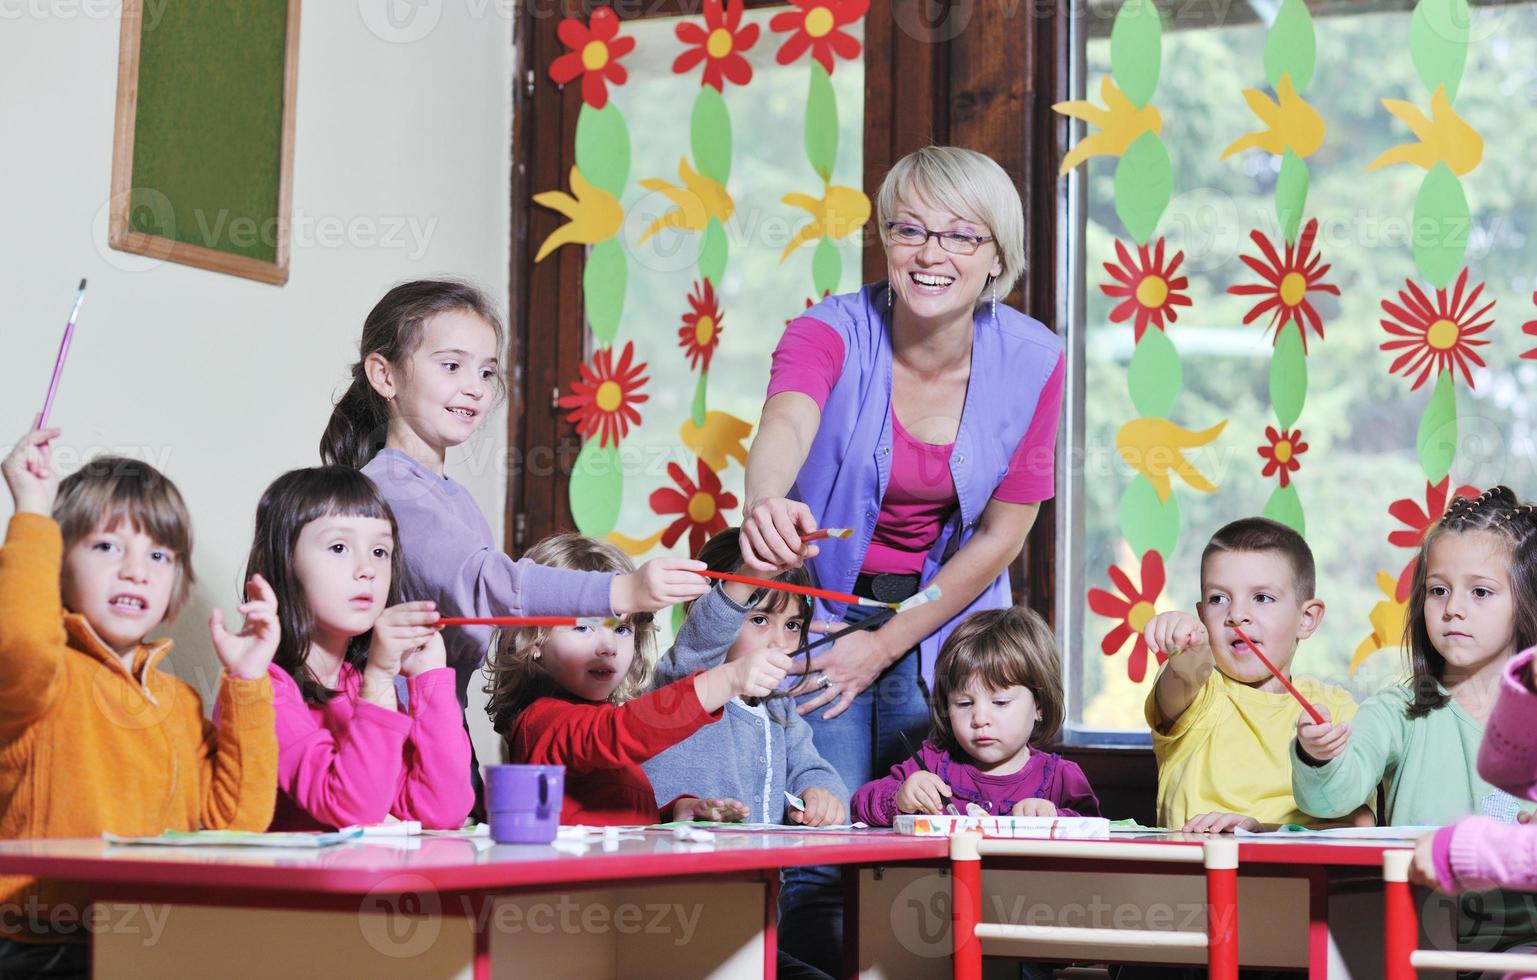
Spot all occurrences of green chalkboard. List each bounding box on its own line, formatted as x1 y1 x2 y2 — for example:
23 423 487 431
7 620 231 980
110 0 300 284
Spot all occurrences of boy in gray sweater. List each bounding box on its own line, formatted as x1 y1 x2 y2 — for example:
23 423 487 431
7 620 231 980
643 529 848 826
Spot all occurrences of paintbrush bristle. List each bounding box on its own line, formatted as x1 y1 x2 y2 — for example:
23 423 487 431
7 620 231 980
78 278 87 290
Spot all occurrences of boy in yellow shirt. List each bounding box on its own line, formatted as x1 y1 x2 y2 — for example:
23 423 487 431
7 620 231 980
1143 517 1363 831
0 428 280 975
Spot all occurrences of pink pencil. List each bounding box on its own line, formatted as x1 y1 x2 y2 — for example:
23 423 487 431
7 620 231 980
36 279 87 430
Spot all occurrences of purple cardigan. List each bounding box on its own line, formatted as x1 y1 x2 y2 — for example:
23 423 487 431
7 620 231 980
783 284 1063 685
852 740 1100 826
1433 648 1537 891
362 449 615 703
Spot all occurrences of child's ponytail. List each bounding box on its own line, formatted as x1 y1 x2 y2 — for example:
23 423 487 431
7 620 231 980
319 279 507 469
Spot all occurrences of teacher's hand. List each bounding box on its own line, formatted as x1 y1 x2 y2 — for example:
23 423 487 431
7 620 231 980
740 496 820 571
791 622 892 720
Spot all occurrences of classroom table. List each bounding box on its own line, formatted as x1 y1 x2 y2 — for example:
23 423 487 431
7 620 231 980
0 829 946 980
0 829 1488 979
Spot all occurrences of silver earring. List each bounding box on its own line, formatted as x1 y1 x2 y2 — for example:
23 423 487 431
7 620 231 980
886 283 894 312
991 285 998 323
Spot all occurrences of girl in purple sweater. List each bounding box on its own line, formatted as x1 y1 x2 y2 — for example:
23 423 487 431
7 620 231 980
852 607 1099 824
244 467 474 831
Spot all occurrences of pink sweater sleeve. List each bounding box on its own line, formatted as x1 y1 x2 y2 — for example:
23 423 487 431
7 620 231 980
992 354 1065 504
765 318 845 410
1437 816 1537 892
1477 648 1537 799
392 668 475 830
270 665 412 830
851 755 924 827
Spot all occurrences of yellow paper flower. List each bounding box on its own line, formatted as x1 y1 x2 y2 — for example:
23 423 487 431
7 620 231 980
680 410 753 472
779 183 871 260
636 158 735 245
1219 73 1325 160
532 166 624 262
1115 416 1227 502
1365 85 1484 176
1350 571 1409 674
1052 76 1164 176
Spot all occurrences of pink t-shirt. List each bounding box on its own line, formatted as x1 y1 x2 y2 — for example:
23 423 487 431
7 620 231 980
767 317 1064 573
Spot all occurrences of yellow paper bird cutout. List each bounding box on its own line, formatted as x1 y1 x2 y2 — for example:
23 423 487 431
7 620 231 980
532 166 624 263
636 158 736 245
779 184 871 261
608 529 667 557
1219 73 1325 160
1351 571 1409 674
680 411 753 472
1052 76 1164 176
1116 417 1227 503
1365 85 1484 175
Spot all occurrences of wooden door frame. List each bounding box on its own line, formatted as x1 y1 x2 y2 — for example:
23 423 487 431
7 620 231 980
507 0 1068 626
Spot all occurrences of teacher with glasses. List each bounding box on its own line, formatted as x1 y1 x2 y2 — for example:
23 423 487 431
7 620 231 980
742 145 1065 975
742 143 1065 791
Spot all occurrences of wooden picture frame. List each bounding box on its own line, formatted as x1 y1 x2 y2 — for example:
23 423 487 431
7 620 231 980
109 0 301 285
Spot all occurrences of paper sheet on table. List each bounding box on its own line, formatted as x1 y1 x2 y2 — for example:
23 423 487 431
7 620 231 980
654 822 868 833
104 828 363 848
1235 825 1439 840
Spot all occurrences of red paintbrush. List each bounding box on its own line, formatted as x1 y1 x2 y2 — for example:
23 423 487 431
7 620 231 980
696 569 941 612
802 527 852 543
436 616 610 628
1231 624 1326 724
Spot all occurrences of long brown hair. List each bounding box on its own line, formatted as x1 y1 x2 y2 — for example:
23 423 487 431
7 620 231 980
243 467 403 705
482 534 655 735
929 606 1066 752
319 279 505 469
1403 486 1537 718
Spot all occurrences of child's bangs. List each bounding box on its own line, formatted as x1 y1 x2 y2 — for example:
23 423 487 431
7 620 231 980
56 460 192 559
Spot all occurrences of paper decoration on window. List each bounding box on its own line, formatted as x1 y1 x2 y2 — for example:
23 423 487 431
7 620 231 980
1362 0 1489 660
673 0 759 92
650 458 739 556
1087 550 1167 683
1386 477 1480 601
1522 294 1537 360
537 8 641 538
1351 571 1410 674
1219 0 1327 538
1069 0 1226 684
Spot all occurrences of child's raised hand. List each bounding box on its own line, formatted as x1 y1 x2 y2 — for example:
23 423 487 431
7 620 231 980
730 646 794 699
399 629 448 678
2 428 61 516
1181 811 1261 834
895 771 953 815
208 574 280 680
1145 611 1208 658
1295 706 1350 763
1011 798 1058 818
611 557 710 613
675 796 748 822
366 601 441 676
790 787 847 827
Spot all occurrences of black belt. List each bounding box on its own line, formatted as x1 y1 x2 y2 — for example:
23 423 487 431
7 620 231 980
853 571 921 604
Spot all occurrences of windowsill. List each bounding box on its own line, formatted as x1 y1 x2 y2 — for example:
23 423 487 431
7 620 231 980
1051 730 1153 752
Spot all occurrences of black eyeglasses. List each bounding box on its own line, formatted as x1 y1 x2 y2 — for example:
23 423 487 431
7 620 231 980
884 221 994 256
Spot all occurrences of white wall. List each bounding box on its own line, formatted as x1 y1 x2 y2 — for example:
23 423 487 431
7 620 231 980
0 0 514 769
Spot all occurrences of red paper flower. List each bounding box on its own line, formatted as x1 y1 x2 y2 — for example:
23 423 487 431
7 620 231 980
650 458 738 555
1522 292 1537 360
673 0 759 91
1387 477 1481 601
1380 268 1495 391
1257 426 1308 489
558 341 649 448
1086 550 1166 683
1100 237 1192 342
1227 218 1339 352
548 7 635 110
769 0 867 74
678 280 724 372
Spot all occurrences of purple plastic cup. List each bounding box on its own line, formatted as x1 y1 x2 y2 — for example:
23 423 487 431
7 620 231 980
486 764 565 844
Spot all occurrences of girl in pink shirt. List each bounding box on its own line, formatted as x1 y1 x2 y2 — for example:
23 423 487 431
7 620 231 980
243 466 473 831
